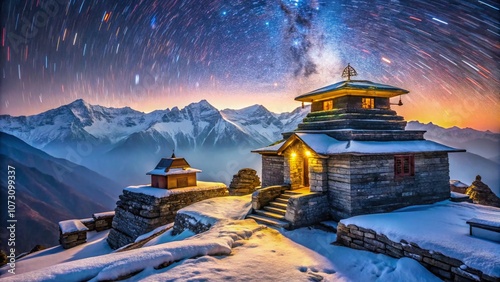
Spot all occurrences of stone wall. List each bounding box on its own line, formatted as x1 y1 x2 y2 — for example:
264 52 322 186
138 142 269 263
261 155 284 187
58 212 115 249
336 222 497 282
252 185 288 210
58 220 89 249
309 157 327 192
228 168 261 196
107 184 228 249
328 153 450 220
283 141 309 189
285 192 329 228
93 211 115 232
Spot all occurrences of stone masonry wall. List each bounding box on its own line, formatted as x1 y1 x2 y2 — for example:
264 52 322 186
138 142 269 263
328 153 450 221
309 157 327 192
285 192 330 228
107 185 227 249
228 168 261 196
261 155 284 187
336 222 498 282
252 185 288 210
283 141 309 189
327 155 352 220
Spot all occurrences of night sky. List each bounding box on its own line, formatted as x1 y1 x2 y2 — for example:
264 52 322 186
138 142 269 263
1 0 499 131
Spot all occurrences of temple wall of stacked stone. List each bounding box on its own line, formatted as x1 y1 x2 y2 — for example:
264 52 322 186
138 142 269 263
261 155 284 187
328 153 450 220
283 141 309 190
285 192 329 228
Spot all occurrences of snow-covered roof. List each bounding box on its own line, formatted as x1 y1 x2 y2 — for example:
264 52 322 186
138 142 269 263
251 140 286 154
253 133 464 156
93 211 115 219
58 220 89 234
147 167 202 176
295 80 409 101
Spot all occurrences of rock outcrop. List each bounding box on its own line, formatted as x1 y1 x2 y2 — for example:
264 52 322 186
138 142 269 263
466 175 500 207
228 168 261 196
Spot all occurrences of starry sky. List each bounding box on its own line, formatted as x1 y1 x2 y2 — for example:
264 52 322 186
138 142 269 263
1 0 499 132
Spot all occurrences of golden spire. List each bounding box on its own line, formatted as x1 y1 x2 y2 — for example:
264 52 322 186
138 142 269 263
342 63 357 81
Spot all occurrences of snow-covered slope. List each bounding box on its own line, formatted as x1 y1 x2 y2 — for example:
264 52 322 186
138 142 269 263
0 99 306 158
1 196 441 282
406 121 500 160
221 104 309 144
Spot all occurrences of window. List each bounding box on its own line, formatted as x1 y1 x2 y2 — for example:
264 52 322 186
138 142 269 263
362 98 374 109
394 155 414 177
323 100 333 111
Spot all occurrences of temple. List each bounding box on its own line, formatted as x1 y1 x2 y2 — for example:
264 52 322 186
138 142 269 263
252 65 464 222
146 153 201 189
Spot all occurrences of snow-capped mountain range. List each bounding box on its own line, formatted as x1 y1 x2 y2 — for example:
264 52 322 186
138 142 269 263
1 99 498 190
0 99 308 154
0 99 309 185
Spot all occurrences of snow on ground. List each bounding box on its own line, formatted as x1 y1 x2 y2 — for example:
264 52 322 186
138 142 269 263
177 194 252 225
342 200 500 277
2 195 443 281
0 231 112 276
124 181 226 198
129 222 438 282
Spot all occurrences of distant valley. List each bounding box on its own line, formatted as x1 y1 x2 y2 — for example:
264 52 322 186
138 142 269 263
0 132 122 253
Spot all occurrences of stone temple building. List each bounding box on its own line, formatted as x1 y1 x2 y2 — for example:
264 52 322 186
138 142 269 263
252 65 464 222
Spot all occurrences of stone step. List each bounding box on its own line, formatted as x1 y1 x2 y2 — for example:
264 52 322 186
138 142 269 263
263 206 287 215
279 194 292 199
247 214 290 229
269 201 288 209
274 197 289 204
254 209 286 220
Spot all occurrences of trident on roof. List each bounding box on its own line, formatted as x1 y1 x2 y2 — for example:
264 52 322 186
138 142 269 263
342 63 358 81
171 149 176 158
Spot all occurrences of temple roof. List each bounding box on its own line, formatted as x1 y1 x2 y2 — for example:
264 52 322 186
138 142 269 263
252 133 464 156
295 80 409 102
147 157 201 176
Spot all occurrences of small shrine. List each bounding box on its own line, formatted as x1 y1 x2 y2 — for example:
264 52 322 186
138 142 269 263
146 152 201 189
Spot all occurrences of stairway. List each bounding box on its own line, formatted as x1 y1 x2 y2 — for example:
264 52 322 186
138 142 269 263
247 191 301 229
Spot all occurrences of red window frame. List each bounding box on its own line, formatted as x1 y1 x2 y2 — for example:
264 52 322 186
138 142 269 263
394 155 414 177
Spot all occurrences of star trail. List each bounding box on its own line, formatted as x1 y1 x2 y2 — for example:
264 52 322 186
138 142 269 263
1 0 499 131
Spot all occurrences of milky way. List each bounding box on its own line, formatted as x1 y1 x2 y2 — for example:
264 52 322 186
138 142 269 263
1 0 499 131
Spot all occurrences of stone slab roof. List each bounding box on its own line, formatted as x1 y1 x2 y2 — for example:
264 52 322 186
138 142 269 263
252 133 465 156
295 80 409 101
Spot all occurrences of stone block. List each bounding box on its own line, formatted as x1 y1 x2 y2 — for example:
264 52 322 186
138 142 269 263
363 238 385 250
451 267 481 282
423 257 451 271
386 245 403 258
